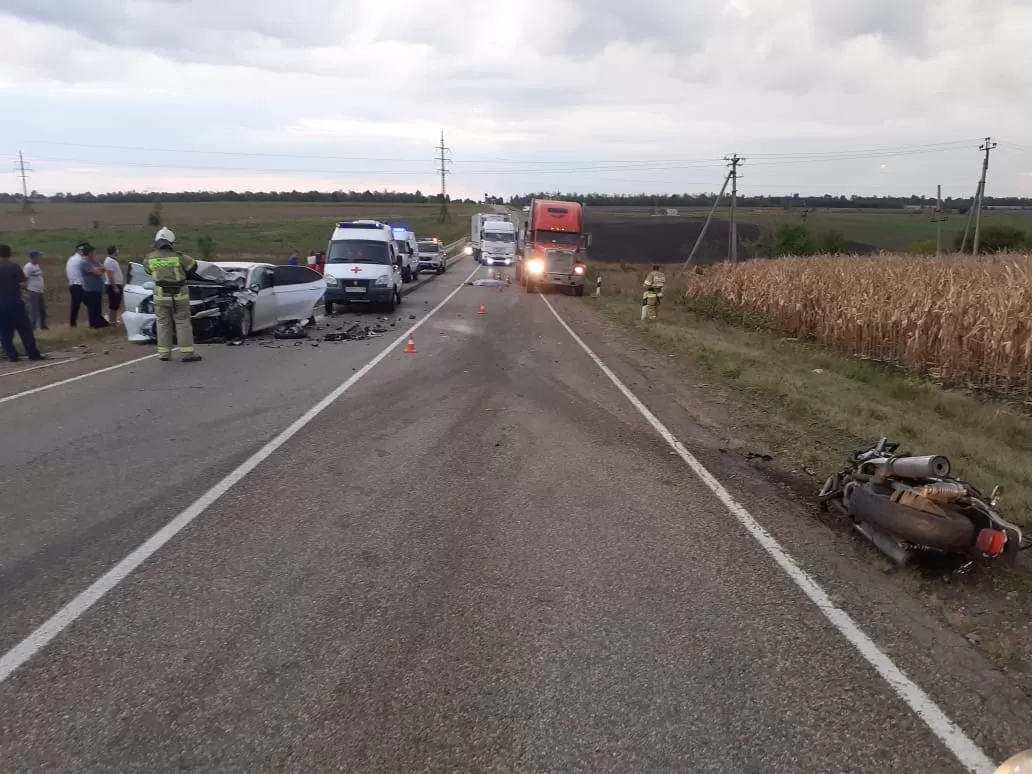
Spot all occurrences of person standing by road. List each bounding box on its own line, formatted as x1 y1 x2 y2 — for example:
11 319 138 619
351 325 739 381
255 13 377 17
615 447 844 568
0 244 44 363
78 244 109 329
143 227 202 362
23 250 47 331
288 251 299 266
642 264 666 320
103 245 124 325
66 243 87 327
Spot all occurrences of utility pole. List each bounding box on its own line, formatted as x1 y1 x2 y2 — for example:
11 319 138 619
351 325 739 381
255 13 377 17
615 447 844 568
931 184 948 257
972 136 996 256
725 154 743 262
676 169 732 277
13 151 33 213
436 130 452 224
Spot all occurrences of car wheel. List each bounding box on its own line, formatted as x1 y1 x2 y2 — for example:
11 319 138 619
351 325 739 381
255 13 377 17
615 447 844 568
383 287 398 313
230 304 254 338
402 267 412 283
437 265 444 275
324 301 334 315
396 287 403 306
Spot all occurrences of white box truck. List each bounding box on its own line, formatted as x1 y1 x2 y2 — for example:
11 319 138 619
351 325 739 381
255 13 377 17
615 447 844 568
470 212 514 264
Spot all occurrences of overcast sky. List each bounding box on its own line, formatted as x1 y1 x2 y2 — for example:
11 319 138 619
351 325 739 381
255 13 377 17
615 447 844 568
1 0 1030 198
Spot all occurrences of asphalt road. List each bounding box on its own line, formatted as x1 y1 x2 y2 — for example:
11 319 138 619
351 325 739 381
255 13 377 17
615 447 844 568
1 255 1030 772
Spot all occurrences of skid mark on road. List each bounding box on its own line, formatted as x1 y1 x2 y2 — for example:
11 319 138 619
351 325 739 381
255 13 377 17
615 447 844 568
539 294 997 774
0 265 481 686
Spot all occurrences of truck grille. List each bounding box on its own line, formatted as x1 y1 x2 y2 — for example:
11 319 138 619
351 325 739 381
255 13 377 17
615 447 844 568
543 249 575 274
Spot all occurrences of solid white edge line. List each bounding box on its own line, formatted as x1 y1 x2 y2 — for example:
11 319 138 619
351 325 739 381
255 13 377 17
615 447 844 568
0 358 78 378
0 353 159 406
538 294 997 774
0 264 482 685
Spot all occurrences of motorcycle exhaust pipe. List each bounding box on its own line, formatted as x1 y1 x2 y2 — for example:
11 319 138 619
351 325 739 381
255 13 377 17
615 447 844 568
881 455 950 479
853 520 914 567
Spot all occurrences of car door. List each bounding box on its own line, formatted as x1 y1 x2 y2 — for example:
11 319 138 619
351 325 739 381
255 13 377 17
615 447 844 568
123 262 154 313
272 265 325 321
249 265 278 330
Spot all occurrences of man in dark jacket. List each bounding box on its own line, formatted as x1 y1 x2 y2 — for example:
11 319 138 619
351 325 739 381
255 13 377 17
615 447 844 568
0 244 43 362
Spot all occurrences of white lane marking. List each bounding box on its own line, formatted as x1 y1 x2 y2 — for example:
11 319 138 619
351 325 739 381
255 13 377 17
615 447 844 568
0 353 159 406
0 358 78 377
0 264 482 685
539 295 996 774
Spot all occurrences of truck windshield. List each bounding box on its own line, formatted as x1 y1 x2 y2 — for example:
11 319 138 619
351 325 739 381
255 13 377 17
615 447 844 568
534 230 579 247
484 232 515 242
327 240 391 265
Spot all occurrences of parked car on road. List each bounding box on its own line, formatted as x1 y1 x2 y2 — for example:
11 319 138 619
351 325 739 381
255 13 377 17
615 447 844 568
417 238 447 274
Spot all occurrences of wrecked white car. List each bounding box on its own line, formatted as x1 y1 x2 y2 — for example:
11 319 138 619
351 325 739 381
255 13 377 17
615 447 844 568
122 260 326 343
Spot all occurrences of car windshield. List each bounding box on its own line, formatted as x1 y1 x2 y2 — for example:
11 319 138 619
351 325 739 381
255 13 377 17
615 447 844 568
418 242 441 253
327 240 391 265
534 230 579 246
484 232 514 242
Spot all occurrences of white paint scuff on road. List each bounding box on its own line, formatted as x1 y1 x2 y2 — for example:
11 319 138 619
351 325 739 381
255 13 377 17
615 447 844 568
0 358 78 378
0 265 482 686
539 294 997 774
0 353 158 405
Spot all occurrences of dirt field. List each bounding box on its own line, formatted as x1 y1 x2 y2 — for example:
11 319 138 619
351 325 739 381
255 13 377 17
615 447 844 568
586 206 1032 254
586 216 762 264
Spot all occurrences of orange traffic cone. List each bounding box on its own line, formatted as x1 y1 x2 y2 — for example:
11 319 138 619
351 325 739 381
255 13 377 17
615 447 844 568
403 333 417 353
478 302 488 315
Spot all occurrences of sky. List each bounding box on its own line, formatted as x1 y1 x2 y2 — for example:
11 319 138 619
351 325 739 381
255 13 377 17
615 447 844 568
1 0 1031 199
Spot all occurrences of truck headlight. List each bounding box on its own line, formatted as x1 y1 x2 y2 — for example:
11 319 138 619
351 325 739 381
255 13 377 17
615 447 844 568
374 274 390 286
325 275 339 286
573 265 585 275
463 245 473 255
527 258 545 275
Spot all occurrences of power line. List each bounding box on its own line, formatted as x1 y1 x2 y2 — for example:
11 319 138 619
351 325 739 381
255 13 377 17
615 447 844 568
15 137 981 169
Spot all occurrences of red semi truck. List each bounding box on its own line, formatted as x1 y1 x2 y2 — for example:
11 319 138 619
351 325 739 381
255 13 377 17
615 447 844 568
517 198 591 296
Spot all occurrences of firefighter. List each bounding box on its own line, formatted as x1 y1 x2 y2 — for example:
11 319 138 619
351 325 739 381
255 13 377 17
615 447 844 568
642 264 666 320
143 227 203 362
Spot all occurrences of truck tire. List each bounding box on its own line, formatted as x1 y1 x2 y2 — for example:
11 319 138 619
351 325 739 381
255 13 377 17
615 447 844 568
324 301 334 315
575 285 585 297
402 266 412 283
383 287 398 313
845 482 975 552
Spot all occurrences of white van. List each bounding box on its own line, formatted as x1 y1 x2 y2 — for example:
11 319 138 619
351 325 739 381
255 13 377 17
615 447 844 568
390 226 421 282
322 220 403 313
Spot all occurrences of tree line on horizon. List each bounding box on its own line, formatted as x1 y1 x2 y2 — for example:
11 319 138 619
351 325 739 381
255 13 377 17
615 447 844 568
4 188 1031 211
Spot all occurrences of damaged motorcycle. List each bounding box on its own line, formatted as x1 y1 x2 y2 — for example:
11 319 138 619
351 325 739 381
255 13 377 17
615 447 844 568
818 438 1030 573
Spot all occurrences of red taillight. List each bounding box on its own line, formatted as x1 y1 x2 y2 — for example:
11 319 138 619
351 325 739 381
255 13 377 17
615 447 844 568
975 528 1006 557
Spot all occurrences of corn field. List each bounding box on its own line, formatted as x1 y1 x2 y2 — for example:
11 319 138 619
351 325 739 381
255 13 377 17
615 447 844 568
680 253 1032 395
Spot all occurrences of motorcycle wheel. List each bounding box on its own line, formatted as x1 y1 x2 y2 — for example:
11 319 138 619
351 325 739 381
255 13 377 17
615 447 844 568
846 482 975 552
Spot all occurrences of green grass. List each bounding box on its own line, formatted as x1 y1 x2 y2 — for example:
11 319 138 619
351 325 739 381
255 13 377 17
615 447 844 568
0 214 472 264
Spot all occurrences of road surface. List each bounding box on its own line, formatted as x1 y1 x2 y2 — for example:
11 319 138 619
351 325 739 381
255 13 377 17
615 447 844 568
1 255 1030 773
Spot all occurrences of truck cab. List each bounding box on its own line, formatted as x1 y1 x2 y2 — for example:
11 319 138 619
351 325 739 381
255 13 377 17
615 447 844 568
479 220 517 267
518 199 590 295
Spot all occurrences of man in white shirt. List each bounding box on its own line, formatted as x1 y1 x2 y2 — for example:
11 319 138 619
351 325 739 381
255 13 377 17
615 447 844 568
103 245 125 325
66 243 87 327
23 250 47 330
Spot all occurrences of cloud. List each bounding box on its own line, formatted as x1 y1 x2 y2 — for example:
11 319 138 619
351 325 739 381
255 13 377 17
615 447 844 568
0 0 1030 198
